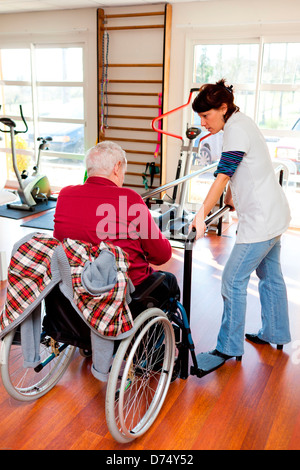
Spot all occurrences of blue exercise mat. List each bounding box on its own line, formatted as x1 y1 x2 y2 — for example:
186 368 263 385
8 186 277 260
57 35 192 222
0 198 56 220
20 209 55 231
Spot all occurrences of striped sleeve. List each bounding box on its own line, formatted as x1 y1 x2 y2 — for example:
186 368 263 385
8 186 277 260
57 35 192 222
214 151 245 178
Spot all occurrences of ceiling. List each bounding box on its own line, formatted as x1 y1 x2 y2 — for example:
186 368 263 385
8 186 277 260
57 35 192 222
0 0 208 15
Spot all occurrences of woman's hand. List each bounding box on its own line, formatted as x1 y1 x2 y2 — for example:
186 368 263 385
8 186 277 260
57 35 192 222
189 206 206 240
224 185 235 211
189 174 230 240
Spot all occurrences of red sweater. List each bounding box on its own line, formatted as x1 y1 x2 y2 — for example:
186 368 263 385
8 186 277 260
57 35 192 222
53 176 172 286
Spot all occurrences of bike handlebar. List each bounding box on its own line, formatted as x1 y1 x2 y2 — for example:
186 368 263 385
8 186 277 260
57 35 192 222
0 105 28 135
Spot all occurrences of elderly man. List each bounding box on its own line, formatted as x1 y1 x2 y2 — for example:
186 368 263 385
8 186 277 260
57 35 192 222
54 141 179 313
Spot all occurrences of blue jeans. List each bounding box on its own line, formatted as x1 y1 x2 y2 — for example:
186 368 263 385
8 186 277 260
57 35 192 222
216 235 291 357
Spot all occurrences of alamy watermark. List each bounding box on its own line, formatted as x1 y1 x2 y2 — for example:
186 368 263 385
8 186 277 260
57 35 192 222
96 196 160 240
95 195 193 242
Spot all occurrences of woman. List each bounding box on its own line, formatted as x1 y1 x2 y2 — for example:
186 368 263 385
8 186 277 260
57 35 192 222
190 79 291 362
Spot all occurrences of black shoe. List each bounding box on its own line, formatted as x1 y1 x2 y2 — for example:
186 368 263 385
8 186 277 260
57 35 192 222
245 333 269 345
245 333 283 350
209 349 242 362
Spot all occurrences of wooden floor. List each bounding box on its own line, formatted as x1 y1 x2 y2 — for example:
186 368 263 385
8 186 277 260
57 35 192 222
0 212 300 450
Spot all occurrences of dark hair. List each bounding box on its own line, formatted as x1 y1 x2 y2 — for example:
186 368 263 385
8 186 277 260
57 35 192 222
192 79 239 122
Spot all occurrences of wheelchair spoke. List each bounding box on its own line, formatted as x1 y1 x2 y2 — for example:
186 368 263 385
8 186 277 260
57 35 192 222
1 326 76 401
106 309 175 443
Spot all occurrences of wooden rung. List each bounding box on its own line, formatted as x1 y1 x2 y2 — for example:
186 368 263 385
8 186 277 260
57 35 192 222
109 79 162 84
106 92 160 97
127 161 161 167
125 149 161 156
105 12 165 19
104 136 159 144
105 25 164 31
107 126 155 132
107 114 155 120
126 171 160 178
108 63 163 67
109 104 161 109
124 183 159 189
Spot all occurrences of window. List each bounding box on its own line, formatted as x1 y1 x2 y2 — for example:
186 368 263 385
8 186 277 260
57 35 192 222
260 42 300 130
188 39 300 227
0 45 85 188
193 43 259 118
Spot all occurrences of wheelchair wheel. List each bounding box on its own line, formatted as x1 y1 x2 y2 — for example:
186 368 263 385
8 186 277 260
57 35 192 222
0 325 76 402
105 308 175 443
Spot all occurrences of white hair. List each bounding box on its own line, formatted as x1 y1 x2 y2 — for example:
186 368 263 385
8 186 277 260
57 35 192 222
85 141 127 177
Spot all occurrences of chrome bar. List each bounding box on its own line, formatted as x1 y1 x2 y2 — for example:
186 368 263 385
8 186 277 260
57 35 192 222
205 204 231 226
141 161 218 201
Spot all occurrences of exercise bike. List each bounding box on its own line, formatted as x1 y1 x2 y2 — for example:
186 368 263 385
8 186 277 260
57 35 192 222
0 105 52 211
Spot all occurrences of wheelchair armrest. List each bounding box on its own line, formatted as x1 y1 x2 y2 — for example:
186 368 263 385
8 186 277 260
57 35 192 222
131 272 166 302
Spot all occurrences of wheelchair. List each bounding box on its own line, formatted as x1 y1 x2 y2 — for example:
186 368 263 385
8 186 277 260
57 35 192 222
0 266 189 444
0 216 230 444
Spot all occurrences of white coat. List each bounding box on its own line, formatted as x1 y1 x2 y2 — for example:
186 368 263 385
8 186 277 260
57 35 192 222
223 112 291 243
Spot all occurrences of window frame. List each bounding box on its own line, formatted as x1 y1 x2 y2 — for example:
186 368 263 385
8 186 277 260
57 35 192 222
184 31 300 226
184 34 300 140
1 42 86 161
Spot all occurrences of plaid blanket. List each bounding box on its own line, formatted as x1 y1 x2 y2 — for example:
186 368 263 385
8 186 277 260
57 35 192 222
0 233 134 337
0 234 60 330
62 238 133 336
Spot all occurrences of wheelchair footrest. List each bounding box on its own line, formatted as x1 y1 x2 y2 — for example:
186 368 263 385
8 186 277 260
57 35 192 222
190 352 225 378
